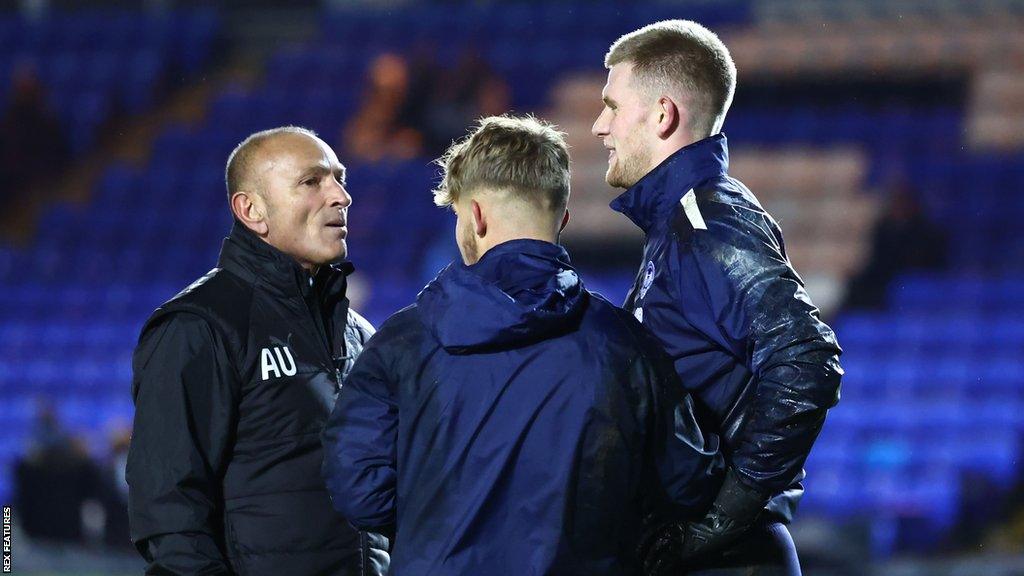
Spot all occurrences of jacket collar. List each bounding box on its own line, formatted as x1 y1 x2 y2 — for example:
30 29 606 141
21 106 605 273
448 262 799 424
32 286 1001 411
217 221 354 304
416 238 585 353
471 238 573 281
609 134 729 233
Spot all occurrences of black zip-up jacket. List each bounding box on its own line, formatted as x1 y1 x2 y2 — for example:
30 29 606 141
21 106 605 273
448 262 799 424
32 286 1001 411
126 223 386 575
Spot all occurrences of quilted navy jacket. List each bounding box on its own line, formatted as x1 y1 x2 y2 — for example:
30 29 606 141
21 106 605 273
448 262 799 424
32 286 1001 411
611 134 843 523
322 239 722 575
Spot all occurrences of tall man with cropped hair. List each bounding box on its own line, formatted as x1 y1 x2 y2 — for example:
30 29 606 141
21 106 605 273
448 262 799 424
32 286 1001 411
322 114 723 576
592 20 843 575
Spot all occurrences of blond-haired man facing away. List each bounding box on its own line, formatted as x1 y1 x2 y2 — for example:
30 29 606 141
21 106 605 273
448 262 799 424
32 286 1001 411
322 115 723 576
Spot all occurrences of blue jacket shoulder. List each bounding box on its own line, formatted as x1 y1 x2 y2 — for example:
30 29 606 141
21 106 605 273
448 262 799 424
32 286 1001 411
669 177 780 248
583 291 670 361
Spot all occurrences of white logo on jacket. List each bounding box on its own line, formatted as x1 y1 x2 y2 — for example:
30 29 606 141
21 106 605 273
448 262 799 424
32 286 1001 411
261 346 297 380
639 260 655 300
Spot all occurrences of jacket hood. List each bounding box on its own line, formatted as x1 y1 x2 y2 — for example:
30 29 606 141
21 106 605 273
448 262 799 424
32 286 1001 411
416 239 587 354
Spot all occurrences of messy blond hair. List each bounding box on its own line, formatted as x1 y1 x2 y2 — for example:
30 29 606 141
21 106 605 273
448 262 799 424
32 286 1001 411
434 114 570 213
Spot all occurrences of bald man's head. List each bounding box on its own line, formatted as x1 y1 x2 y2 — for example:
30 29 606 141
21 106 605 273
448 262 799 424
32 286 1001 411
225 126 320 200
225 126 352 270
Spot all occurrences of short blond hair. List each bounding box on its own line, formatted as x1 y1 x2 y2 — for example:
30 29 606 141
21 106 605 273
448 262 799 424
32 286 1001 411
606 20 736 139
434 115 570 212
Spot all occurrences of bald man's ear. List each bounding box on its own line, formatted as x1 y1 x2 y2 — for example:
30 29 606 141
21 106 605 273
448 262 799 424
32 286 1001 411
231 191 269 236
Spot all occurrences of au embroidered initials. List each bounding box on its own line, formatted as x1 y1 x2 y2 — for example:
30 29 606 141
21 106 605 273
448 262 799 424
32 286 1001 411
261 346 297 380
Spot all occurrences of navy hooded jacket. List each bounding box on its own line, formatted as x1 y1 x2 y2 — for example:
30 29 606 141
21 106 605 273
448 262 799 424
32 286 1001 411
322 239 723 576
611 134 843 523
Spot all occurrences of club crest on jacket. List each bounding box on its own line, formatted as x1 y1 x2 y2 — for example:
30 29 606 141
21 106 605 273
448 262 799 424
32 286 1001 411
639 260 656 300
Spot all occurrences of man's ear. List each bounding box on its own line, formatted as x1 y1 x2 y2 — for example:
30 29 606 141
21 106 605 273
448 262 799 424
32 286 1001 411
471 199 487 237
560 208 570 232
655 96 682 140
231 191 269 236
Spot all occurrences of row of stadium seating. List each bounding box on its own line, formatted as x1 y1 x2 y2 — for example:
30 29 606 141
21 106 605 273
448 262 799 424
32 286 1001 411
306 2 747 111
0 8 222 507
889 275 1024 311
801 270 1024 552
318 2 751 46
0 10 218 62
755 0 1024 24
0 9 220 153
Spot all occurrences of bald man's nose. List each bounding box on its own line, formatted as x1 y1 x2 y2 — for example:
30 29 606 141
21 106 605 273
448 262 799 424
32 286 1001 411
330 181 352 208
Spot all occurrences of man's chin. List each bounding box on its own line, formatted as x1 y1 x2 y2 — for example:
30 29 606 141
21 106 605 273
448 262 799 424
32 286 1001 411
604 168 617 188
316 244 348 266
606 170 631 190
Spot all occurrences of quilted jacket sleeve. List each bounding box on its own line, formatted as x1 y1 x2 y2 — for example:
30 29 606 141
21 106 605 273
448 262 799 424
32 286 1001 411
127 312 238 575
322 338 398 532
675 198 843 493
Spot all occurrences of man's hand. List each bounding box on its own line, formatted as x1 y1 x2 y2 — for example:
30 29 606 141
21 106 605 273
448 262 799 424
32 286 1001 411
640 468 771 575
638 519 687 576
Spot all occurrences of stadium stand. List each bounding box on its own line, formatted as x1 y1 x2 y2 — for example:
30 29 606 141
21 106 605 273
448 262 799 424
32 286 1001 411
1 2 1022 569
0 8 219 154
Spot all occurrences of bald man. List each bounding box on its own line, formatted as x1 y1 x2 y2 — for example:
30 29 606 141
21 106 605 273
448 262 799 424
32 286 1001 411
127 127 387 576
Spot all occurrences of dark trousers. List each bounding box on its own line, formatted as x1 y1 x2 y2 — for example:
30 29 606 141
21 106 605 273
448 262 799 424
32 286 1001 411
685 522 801 576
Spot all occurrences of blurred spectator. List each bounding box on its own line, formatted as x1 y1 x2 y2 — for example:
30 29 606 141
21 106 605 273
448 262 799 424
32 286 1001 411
98 427 132 549
979 462 1024 554
18 0 49 21
394 44 443 143
986 506 1024 554
343 53 424 162
342 49 510 162
841 181 948 310
13 402 101 544
0 63 70 210
418 51 511 154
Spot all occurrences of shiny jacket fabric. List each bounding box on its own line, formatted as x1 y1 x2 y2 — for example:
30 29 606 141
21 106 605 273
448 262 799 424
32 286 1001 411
611 135 843 523
127 223 387 576
322 239 723 576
